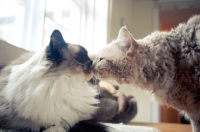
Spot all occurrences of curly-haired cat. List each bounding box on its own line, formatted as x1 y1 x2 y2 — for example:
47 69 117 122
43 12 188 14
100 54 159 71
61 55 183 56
93 15 200 132
0 30 109 132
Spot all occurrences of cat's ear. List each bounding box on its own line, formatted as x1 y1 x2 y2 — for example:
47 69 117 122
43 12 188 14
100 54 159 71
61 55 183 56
46 30 67 65
50 30 68 48
117 26 137 57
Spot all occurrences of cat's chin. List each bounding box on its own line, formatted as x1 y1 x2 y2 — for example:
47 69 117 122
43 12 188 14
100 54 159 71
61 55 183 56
84 69 92 74
94 76 110 81
84 72 94 81
97 77 124 85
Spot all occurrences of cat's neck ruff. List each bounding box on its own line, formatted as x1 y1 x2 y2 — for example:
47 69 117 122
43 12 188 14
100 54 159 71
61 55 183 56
4 49 98 129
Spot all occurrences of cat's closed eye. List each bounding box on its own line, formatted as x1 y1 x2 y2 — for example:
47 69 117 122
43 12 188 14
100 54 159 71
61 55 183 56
99 58 104 62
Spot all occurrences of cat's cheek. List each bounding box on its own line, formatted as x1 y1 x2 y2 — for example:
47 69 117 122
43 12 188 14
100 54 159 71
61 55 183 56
94 71 108 80
92 70 101 79
93 65 106 78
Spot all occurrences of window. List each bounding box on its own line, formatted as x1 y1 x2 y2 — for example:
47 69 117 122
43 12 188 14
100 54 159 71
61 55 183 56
0 0 45 51
0 0 108 53
44 0 83 46
0 0 25 48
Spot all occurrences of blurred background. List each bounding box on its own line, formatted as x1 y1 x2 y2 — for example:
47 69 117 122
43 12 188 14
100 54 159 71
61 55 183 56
0 0 200 124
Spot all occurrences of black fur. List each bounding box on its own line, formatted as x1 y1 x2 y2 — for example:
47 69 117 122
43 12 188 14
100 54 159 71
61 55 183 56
46 30 68 66
69 120 109 132
76 46 93 67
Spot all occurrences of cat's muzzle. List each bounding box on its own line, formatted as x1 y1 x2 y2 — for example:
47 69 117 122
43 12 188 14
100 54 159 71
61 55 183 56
84 67 92 74
84 60 93 74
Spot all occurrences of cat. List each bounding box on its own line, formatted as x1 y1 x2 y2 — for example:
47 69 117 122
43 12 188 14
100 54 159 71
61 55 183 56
93 15 200 132
88 78 137 123
0 30 109 132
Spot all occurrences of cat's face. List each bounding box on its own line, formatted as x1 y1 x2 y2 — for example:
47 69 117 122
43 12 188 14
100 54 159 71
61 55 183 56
93 27 137 83
46 30 93 81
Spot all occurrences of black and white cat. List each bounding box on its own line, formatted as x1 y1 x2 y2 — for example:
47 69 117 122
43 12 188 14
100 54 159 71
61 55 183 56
0 30 108 132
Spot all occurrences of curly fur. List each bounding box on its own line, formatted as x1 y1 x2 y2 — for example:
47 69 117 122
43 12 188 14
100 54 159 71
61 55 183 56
93 15 200 132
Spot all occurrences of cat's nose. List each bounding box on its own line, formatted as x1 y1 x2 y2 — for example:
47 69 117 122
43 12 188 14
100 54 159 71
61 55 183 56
89 60 93 66
86 60 93 70
113 85 119 90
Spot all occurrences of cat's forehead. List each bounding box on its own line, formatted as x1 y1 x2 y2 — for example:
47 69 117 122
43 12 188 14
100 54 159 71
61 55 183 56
98 42 125 59
69 44 80 52
98 48 113 58
68 44 87 55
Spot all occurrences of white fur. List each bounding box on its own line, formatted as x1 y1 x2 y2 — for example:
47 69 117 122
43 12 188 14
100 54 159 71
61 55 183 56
4 48 98 131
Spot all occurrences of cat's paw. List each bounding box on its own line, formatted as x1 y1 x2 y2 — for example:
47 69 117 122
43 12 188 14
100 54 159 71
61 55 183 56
43 126 66 132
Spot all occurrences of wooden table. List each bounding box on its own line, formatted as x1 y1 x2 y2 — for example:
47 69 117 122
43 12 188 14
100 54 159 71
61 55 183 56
127 122 192 132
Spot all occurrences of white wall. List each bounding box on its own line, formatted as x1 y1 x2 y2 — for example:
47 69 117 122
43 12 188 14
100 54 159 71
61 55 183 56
108 0 157 122
108 0 155 41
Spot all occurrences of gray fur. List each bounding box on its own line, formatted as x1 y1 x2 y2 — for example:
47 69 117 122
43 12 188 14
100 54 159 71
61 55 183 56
93 15 200 132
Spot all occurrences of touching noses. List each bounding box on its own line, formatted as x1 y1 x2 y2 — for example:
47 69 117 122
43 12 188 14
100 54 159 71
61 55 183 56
89 60 93 66
87 59 93 66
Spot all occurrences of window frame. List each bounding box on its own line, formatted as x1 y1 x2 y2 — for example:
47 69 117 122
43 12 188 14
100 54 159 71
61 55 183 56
0 0 108 54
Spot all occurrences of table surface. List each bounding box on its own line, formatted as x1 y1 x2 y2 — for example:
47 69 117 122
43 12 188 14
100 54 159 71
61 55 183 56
127 122 192 132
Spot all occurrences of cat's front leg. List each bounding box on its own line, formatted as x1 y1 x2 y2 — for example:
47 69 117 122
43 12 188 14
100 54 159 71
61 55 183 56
43 126 66 132
187 114 200 132
190 120 200 132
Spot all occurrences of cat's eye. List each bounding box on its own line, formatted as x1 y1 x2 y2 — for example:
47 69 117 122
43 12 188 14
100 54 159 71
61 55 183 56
99 58 104 61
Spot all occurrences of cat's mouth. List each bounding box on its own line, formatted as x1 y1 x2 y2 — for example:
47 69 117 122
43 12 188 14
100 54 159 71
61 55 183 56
84 67 93 74
93 70 107 79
